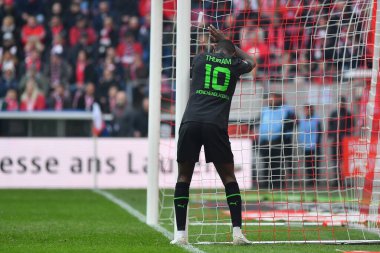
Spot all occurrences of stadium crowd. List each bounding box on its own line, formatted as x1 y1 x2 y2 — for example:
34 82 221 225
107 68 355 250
0 0 151 113
0 0 155 136
193 0 371 82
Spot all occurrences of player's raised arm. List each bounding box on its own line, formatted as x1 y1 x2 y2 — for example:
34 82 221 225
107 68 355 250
208 24 256 69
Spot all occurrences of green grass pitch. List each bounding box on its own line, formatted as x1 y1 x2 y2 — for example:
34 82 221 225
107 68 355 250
1 189 380 253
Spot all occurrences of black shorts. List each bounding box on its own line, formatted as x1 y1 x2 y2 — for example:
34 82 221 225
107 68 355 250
177 122 234 163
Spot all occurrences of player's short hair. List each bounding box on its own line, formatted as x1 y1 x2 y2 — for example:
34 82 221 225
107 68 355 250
215 39 235 56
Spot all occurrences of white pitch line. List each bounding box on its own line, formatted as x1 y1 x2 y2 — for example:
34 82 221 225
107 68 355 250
93 189 206 253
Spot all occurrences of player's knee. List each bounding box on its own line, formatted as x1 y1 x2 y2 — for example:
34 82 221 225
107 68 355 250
221 174 237 185
177 174 192 183
177 161 195 183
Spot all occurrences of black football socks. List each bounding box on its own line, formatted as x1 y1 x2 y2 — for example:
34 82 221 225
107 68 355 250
225 181 242 228
174 182 190 231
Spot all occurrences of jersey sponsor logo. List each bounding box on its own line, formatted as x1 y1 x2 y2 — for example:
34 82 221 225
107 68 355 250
205 55 232 65
195 89 230 100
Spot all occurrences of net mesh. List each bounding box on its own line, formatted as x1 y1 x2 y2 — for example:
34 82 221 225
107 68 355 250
158 0 380 243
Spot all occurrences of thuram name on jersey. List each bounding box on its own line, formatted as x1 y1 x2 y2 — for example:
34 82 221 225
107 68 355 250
205 55 232 65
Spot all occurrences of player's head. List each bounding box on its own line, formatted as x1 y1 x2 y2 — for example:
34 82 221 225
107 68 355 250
339 96 347 109
304 104 314 118
268 92 283 107
214 39 235 56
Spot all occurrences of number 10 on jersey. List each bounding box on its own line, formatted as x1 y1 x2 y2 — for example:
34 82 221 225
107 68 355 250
204 64 231 92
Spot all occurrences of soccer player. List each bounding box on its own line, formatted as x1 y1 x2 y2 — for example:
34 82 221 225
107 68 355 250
171 25 255 245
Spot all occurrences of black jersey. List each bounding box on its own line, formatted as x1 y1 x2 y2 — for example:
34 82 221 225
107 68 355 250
181 52 253 129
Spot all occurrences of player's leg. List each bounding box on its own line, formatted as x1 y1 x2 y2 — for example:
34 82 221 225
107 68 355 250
172 123 202 245
203 124 250 245
213 162 241 226
213 162 250 245
173 161 195 237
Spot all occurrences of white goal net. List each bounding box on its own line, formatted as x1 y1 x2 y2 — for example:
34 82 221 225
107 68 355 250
153 0 380 244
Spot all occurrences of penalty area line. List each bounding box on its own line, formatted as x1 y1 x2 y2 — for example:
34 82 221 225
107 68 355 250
92 189 206 253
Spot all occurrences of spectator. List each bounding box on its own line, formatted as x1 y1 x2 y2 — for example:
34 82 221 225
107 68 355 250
73 82 97 111
69 16 97 47
21 15 46 46
257 0 277 24
308 17 329 77
20 79 45 111
78 0 91 16
266 15 285 75
49 33 66 58
220 14 240 45
137 0 150 17
282 94 296 170
1 32 20 61
280 0 305 68
328 96 354 187
64 2 82 29
46 16 66 47
1 16 20 52
111 91 135 137
44 47 72 88
48 2 64 19
116 31 143 69
97 16 118 56
297 104 322 187
19 67 49 96
72 49 97 89
240 26 268 72
138 14 150 64
257 93 295 189
128 54 148 107
105 85 118 114
22 47 42 73
0 0 20 26
100 47 124 83
0 62 17 98
93 1 115 32
118 14 130 39
133 97 149 137
127 16 140 40
98 69 117 111
127 54 148 82
46 84 71 110
234 0 259 33
1 49 18 72
68 33 96 66
1 88 18 111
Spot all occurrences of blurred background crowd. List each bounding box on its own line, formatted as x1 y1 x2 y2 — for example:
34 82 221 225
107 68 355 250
0 0 371 138
192 0 372 82
0 0 156 136
0 0 152 115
